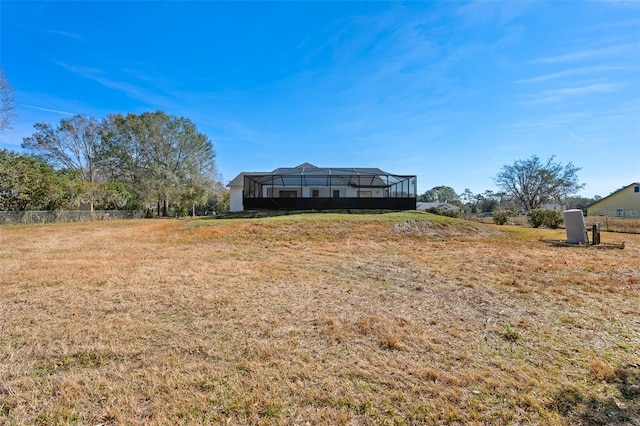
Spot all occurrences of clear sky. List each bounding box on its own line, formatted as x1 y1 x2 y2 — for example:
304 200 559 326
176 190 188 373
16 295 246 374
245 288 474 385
1 1 639 198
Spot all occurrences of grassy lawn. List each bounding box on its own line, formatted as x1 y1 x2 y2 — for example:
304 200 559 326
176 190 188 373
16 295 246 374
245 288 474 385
1 212 638 425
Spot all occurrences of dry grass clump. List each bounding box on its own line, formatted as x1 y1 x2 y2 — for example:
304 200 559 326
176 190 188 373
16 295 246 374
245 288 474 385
1 212 639 425
593 217 640 234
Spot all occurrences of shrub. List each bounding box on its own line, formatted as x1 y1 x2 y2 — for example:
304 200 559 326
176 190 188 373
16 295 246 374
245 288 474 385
544 209 563 229
527 209 546 228
493 210 512 225
426 207 461 218
527 208 564 229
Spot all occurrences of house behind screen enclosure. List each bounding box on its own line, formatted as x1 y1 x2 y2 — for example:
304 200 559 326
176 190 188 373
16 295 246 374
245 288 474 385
227 163 417 212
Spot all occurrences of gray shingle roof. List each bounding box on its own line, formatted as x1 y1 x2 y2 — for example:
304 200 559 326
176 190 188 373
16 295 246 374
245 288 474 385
228 164 412 188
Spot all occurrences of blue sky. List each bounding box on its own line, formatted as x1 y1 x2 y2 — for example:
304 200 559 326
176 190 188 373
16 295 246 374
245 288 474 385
1 1 639 198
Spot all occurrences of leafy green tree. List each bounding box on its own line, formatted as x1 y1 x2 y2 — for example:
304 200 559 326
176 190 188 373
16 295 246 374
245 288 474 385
100 113 154 207
101 111 217 216
94 181 133 210
0 150 74 211
459 188 479 213
56 168 93 209
196 181 229 215
495 155 584 211
207 192 230 215
460 188 475 205
418 186 460 204
176 175 212 216
475 190 499 213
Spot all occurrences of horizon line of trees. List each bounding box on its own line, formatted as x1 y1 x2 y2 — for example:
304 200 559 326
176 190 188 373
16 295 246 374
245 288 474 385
1 112 228 216
419 185 602 215
419 156 598 215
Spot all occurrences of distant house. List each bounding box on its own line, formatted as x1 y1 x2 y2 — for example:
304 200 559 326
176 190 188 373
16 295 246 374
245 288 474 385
227 163 417 212
542 202 564 211
416 202 461 212
586 183 640 218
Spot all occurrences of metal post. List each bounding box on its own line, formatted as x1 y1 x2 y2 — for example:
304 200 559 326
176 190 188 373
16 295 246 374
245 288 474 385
386 175 389 198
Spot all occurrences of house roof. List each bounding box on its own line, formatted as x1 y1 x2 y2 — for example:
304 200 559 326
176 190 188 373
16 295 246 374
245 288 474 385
416 202 461 211
271 165 390 177
227 172 264 187
586 182 640 208
227 163 414 188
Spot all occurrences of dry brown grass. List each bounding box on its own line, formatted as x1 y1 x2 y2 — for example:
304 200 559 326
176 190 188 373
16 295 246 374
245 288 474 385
1 212 639 425
474 214 640 234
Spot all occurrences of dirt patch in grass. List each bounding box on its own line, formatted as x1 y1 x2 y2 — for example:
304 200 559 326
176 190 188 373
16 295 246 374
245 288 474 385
1 213 638 424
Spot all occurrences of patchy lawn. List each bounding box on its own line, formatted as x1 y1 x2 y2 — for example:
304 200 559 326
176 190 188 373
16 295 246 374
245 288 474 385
1 212 638 425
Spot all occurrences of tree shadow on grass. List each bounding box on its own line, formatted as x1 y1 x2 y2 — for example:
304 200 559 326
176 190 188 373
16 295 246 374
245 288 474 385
550 364 640 425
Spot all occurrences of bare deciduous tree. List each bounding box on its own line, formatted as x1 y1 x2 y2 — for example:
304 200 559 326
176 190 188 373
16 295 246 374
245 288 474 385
22 114 102 184
22 115 102 210
0 66 17 133
495 155 584 211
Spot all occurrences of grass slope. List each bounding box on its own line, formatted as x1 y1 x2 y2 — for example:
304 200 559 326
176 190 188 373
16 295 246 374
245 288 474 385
1 212 638 425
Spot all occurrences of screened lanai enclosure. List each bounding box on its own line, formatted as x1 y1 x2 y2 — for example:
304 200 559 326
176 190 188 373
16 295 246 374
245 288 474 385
228 163 417 212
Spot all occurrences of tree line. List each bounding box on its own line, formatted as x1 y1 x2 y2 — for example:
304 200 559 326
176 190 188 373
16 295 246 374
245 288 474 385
1 112 226 216
418 156 595 215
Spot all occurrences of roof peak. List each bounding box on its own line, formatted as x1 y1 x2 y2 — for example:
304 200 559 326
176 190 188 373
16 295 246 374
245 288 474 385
295 162 317 168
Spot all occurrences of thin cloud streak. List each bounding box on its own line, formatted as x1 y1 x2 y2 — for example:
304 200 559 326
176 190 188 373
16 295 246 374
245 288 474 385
522 82 623 105
530 42 640 64
20 104 76 116
515 64 631 84
568 132 585 143
47 30 88 42
55 61 176 109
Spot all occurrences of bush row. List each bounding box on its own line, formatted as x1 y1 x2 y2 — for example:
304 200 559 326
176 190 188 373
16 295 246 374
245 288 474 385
490 209 564 229
527 209 563 228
